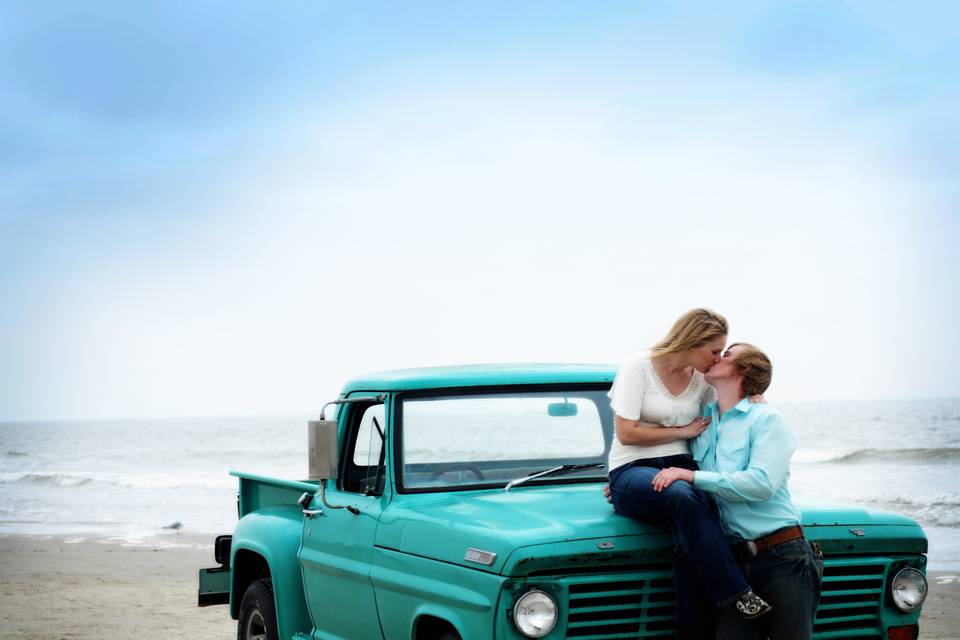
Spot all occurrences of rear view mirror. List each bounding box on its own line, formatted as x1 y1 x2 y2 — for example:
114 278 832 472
308 420 339 480
547 401 578 417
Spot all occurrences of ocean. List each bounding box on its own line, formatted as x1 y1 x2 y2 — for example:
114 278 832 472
2 398 958 570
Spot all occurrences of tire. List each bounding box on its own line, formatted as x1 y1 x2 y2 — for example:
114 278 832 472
237 578 279 640
436 632 461 640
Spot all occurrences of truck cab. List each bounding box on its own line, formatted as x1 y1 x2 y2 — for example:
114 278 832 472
199 364 928 640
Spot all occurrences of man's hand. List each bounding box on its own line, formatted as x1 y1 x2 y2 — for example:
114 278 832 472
602 484 613 503
652 467 695 492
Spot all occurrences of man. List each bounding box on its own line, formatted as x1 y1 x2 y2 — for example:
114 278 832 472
652 343 822 640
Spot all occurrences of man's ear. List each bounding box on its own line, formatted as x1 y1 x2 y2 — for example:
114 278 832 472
733 373 746 394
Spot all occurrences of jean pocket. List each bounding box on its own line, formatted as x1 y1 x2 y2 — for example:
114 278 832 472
771 539 809 562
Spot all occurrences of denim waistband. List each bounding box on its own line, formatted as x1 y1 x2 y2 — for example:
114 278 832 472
609 453 699 479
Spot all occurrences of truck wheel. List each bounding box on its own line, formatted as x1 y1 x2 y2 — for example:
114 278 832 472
237 578 279 640
437 633 461 640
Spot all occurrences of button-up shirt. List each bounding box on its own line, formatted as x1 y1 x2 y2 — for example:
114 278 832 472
690 397 801 541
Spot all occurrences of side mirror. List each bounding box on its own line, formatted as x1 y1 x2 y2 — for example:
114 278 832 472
547 401 578 417
308 419 340 480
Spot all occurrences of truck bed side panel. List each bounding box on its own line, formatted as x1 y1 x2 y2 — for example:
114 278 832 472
232 471 318 518
232 505 312 640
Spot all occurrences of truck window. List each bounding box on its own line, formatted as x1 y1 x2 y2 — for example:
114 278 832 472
400 390 610 491
343 403 386 495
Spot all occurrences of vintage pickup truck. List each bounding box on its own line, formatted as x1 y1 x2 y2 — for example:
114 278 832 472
199 364 928 640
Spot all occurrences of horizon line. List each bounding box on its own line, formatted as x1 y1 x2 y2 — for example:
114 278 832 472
3 395 959 424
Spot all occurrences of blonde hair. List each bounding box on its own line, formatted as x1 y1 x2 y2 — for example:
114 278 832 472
651 308 728 356
728 342 773 396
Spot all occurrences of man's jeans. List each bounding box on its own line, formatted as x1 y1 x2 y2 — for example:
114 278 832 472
715 538 824 640
609 454 750 639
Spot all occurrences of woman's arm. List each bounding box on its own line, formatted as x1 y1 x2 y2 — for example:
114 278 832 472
614 414 711 446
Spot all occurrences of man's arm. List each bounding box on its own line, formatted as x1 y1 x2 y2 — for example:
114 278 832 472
692 414 795 502
651 414 794 499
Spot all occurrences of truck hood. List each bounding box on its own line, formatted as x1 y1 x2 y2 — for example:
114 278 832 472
793 496 928 555
793 496 920 526
375 485 927 574
375 484 674 575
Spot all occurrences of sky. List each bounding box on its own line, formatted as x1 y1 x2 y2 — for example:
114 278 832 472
2 1 958 421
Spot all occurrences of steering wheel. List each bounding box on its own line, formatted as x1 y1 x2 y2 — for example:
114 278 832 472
428 463 486 481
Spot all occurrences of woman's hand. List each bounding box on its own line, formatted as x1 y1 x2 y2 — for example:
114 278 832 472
652 467 695 492
678 416 711 439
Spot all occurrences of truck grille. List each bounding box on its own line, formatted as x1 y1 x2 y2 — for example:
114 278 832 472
561 568 677 639
813 556 889 639
547 556 894 639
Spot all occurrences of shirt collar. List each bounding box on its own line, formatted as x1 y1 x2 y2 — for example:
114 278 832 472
708 397 754 416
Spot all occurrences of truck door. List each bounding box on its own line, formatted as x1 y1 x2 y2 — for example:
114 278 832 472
299 393 391 640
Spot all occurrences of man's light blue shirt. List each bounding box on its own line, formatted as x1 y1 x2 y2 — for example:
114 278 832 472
690 397 801 541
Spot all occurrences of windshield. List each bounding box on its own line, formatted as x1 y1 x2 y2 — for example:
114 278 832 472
399 388 613 491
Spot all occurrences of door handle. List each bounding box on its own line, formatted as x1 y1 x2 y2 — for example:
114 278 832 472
302 509 323 518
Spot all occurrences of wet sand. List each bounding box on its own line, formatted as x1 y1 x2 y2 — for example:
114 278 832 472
0 534 957 639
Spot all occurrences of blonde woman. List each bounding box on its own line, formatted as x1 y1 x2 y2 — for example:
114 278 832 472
607 308 770 638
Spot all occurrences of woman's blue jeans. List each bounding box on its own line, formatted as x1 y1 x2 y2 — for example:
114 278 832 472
609 454 750 639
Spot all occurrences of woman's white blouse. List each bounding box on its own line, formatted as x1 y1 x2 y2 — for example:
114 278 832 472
607 354 716 472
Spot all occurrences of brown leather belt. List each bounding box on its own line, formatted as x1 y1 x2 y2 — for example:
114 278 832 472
731 525 805 561
755 525 805 553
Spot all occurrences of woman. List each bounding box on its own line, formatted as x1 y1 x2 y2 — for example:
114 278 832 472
607 308 770 638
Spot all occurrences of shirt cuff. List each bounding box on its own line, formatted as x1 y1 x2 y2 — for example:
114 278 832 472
693 470 721 493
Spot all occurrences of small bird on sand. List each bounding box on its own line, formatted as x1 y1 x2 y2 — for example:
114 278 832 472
163 521 183 534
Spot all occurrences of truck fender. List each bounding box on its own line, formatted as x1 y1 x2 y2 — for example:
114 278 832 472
411 606 468 640
231 507 312 640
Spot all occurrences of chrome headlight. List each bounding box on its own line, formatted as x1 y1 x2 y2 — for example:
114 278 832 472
513 589 558 638
891 567 927 612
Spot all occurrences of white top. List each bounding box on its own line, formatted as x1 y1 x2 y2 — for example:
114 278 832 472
607 354 716 472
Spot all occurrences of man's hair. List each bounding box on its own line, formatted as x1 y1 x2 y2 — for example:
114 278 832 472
729 342 773 397
651 308 728 356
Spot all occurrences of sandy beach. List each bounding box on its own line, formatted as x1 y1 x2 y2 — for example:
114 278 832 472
1 533 957 640
0 534 231 640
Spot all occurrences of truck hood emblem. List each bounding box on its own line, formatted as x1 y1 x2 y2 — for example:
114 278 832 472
849 528 866 536
597 541 615 550
464 548 497 565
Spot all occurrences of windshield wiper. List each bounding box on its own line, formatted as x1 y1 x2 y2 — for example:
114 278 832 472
504 463 605 492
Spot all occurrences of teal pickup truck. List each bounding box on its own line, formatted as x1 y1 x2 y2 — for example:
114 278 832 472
199 364 928 640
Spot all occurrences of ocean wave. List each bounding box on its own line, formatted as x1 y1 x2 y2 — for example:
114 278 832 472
868 494 960 508
853 496 960 527
0 471 238 491
795 481 960 527
928 414 960 422
112 476 235 491
816 447 960 465
0 473 93 487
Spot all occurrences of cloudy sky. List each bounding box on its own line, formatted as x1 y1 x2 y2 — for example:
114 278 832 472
2 1 958 420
